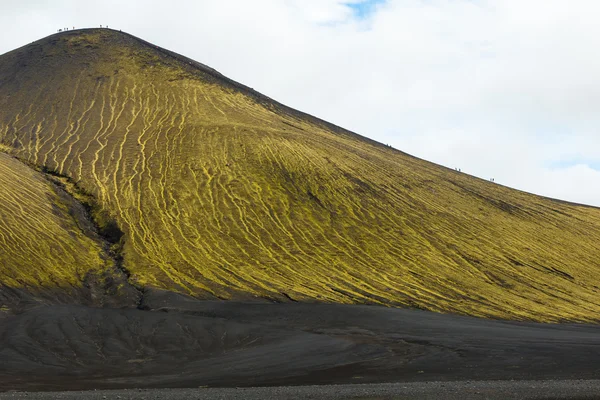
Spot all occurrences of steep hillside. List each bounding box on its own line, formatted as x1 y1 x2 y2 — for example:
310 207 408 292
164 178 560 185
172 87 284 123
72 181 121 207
1 29 600 321
0 153 102 289
0 152 137 311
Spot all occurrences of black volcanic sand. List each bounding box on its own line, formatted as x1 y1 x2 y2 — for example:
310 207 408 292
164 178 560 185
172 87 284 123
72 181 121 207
2 290 600 392
3 381 600 400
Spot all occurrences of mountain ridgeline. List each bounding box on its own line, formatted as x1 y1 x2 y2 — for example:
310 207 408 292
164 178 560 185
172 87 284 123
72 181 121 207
1 29 600 322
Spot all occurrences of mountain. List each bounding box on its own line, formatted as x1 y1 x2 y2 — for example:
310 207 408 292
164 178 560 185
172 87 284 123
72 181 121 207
1 28 600 322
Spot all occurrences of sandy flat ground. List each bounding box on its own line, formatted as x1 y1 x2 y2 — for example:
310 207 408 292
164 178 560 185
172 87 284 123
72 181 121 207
2 380 600 400
2 293 600 392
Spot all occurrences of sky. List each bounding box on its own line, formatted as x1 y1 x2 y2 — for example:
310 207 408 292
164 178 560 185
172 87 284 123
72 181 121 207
1 0 600 206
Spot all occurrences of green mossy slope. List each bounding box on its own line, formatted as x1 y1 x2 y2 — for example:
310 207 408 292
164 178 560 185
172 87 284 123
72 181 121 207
1 29 600 321
0 153 108 292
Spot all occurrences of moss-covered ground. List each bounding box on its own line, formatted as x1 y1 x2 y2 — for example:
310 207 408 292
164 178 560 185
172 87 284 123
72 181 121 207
0 153 108 289
1 29 600 321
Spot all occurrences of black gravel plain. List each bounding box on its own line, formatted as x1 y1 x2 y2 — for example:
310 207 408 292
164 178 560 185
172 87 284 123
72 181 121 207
2 290 600 394
2 381 600 400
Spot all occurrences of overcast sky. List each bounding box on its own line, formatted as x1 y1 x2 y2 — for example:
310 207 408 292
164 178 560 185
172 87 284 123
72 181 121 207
1 0 600 206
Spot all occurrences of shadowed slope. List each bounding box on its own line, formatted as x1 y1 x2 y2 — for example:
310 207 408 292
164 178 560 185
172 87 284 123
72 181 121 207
1 29 600 321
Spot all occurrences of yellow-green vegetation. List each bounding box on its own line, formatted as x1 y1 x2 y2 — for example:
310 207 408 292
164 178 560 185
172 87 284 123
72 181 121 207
1 29 600 321
0 153 108 289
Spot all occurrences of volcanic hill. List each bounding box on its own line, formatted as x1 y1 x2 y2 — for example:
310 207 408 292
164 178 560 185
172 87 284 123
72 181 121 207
1 28 600 322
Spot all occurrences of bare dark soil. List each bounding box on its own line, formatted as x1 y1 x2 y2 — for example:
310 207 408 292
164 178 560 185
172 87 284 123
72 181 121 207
2 290 600 392
3 381 600 400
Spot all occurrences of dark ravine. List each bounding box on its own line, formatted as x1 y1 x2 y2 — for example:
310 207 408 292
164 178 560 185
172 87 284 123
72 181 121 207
43 166 144 310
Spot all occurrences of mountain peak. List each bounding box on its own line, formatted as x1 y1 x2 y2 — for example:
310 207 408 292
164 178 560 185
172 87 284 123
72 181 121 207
1 30 600 322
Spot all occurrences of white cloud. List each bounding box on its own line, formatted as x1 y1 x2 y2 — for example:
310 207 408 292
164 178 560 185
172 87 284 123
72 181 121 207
1 0 599 206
